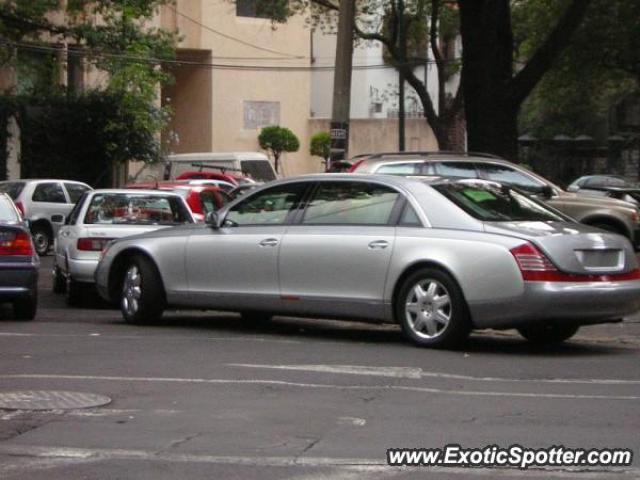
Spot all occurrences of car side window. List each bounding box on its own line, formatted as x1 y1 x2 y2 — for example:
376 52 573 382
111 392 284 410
67 193 88 225
476 163 545 191
225 183 306 226
434 162 479 178
302 181 400 225
32 183 67 203
376 163 420 175
64 183 90 203
399 203 422 227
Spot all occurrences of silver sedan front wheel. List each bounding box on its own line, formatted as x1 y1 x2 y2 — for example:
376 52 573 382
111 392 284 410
122 265 142 317
395 267 470 349
119 256 165 325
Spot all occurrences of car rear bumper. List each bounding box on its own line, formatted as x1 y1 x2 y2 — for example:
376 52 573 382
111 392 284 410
469 280 640 329
0 261 38 301
67 256 99 284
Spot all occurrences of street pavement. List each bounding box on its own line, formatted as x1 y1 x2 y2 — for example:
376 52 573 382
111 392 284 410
0 256 639 479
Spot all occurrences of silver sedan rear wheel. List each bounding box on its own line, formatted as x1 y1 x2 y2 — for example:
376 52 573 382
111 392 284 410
404 280 451 340
395 267 470 349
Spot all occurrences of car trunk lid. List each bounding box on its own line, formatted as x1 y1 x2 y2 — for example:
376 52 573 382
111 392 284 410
484 221 638 275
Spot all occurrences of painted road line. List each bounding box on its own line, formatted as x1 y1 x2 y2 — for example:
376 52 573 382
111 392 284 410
0 445 637 478
229 363 640 385
1 374 639 401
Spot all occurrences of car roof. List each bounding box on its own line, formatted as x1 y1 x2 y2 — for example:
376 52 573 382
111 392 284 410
167 152 269 162
350 151 509 166
0 179 90 185
88 188 184 196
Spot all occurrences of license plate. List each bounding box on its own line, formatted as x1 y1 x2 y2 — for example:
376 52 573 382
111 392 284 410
574 249 623 271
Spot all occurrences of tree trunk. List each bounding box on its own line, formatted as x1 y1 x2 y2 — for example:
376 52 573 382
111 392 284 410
458 0 519 160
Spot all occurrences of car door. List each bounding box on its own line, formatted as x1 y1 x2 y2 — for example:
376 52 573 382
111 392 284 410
278 180 401 320
185 182 309 310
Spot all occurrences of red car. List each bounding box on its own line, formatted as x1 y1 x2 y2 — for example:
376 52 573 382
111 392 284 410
176 171 240 185
126 182 231 222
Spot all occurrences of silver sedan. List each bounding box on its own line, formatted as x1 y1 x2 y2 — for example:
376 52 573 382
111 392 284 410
95 175 640 348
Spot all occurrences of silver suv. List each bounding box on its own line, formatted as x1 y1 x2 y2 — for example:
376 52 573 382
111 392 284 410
351 152 640 247
0 179 92 255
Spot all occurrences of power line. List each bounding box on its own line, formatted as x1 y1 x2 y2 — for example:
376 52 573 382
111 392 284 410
4 40 460 72
168 6 304 60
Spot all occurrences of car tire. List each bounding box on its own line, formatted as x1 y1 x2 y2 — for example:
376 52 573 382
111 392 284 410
13 292 37 320
120 256 165 325
517 324 579 345
240 311 273 324
395 267 470 349
66 277 85 307
52 265 66 294
31 225 51 256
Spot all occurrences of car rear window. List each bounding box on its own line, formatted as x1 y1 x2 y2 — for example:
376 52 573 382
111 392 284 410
0 195 20 222
0 182 25 200
241 160 276 182
433 183 566 222
84 193 193 225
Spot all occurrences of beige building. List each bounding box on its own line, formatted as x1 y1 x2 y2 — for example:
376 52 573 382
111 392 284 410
159 0 315 176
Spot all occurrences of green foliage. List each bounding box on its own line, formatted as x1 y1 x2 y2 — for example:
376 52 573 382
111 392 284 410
0 91 163 186
0 0 177 179
516 0 639 140
258 125 300 173
310 131 331 161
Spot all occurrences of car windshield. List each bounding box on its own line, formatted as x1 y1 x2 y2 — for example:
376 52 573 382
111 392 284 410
433 183 567 222
0 182 25 200
0 196 19 222
84 193 192 225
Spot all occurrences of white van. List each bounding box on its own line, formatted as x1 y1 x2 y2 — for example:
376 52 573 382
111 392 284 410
132 152 277 184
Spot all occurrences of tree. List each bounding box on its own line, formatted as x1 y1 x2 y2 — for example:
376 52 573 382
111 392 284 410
456 0 593 159
310 131 331 167
254 0 464 150
258 0 597 160
0 0 176 166
258 126 300 173
516 0 639 139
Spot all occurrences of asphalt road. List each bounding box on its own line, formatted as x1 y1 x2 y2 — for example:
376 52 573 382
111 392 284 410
0 257 639 479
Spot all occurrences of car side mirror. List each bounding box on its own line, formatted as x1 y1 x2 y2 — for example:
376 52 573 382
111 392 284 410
205 211 222 229
51 214 65 224
539 185 554 199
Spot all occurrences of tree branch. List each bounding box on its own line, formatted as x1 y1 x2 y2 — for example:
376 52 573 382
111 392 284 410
309 0 340 12
509 0 594 107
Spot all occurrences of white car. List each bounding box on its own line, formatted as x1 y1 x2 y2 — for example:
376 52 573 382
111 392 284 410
0 179 92 255
53 189 195 306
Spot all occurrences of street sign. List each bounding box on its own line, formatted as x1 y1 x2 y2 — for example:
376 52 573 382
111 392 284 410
330 129 347 140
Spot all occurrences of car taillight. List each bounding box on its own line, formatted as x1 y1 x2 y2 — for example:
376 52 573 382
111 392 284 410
510 242 640 282
77 238 114 252
347 159 365 173
0 231 34 256
14 201 24 216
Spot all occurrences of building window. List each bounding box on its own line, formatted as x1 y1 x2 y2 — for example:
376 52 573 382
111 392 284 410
236 0 270 19
244 101 280 129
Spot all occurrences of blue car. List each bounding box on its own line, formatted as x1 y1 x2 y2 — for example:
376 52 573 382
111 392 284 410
0 193 39 320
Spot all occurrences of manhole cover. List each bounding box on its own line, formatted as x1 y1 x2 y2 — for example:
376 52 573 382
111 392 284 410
0 391 111 411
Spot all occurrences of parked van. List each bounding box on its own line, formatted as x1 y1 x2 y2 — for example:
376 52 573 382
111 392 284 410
133 152 277 184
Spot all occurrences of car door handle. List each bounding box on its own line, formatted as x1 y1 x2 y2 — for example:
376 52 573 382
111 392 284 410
368 240 389 249
60 231 70 237
259 238 279 247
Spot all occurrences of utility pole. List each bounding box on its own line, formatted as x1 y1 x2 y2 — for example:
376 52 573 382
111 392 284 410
329 0 356 170
397 0 406 151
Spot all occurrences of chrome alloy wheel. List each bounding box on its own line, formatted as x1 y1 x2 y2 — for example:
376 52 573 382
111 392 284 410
405 279 451 339
122 265 142 317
